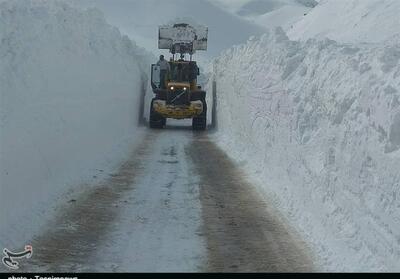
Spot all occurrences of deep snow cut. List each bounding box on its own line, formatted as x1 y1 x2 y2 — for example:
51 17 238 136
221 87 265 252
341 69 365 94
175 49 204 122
0 0 152 249
210 28 400 271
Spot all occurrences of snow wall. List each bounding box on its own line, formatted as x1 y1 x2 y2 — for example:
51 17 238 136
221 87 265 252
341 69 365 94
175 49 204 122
210 28 400 271
0 0 152 248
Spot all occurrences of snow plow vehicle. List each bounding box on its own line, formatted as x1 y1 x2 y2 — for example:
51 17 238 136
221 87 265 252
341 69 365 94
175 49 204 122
150 23 208 130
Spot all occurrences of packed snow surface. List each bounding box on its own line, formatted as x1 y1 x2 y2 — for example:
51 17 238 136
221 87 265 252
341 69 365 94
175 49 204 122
210 28 400 271
0 0 151 249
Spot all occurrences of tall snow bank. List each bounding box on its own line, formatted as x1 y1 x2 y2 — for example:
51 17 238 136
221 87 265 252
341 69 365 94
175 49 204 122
0 0 151 249
211 28 400 271
288 0 400 43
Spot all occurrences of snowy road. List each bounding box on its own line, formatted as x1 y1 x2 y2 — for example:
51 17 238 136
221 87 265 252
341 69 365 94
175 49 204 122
20 123 313 272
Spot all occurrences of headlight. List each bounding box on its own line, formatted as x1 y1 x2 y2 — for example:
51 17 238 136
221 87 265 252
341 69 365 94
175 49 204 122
170 86 174 90
183 87 187 91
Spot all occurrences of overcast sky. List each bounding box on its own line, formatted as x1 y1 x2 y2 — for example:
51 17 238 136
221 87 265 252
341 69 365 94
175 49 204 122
70 0 264 59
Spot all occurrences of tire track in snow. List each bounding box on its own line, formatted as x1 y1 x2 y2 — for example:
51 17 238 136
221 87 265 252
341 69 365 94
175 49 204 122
17 124 313 272
19 133 154 272
188 133 314 272
90 125 206 272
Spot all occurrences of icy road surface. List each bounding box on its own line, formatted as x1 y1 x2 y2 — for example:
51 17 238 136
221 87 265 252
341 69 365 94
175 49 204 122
21 122 314 272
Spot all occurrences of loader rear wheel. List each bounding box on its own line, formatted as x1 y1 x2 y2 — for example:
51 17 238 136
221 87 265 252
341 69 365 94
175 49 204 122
149 99 165 129
192 101 207 131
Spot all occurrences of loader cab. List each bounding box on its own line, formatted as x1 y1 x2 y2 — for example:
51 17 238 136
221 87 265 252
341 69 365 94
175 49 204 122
151 59 200 91
169 60 200 87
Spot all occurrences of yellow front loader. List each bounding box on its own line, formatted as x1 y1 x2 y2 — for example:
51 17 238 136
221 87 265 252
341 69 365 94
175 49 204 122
150 23 208 130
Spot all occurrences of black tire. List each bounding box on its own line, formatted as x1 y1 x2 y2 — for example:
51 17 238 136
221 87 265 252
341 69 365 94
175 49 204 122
192 100 207 131
149 99 165 129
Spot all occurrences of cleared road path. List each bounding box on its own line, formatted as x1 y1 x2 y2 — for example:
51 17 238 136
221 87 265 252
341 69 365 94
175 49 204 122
21 123 314 272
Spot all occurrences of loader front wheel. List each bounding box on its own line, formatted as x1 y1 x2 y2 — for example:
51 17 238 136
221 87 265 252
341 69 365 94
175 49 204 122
149 99 165 129
192 101 207 131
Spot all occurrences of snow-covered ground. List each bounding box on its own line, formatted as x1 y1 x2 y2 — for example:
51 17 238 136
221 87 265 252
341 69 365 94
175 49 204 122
210 26 400 271
210 0 318 31
288 0 400 43
0 0 152 249
91 128 207 272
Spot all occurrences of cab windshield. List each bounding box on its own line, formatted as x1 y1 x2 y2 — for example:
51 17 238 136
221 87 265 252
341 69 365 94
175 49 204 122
170 62 189 82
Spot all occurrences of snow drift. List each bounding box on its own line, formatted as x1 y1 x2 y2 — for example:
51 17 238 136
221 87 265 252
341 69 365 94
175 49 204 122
288 0 400 44
210 28 400 271
0 0 151 249
210 0 318 31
